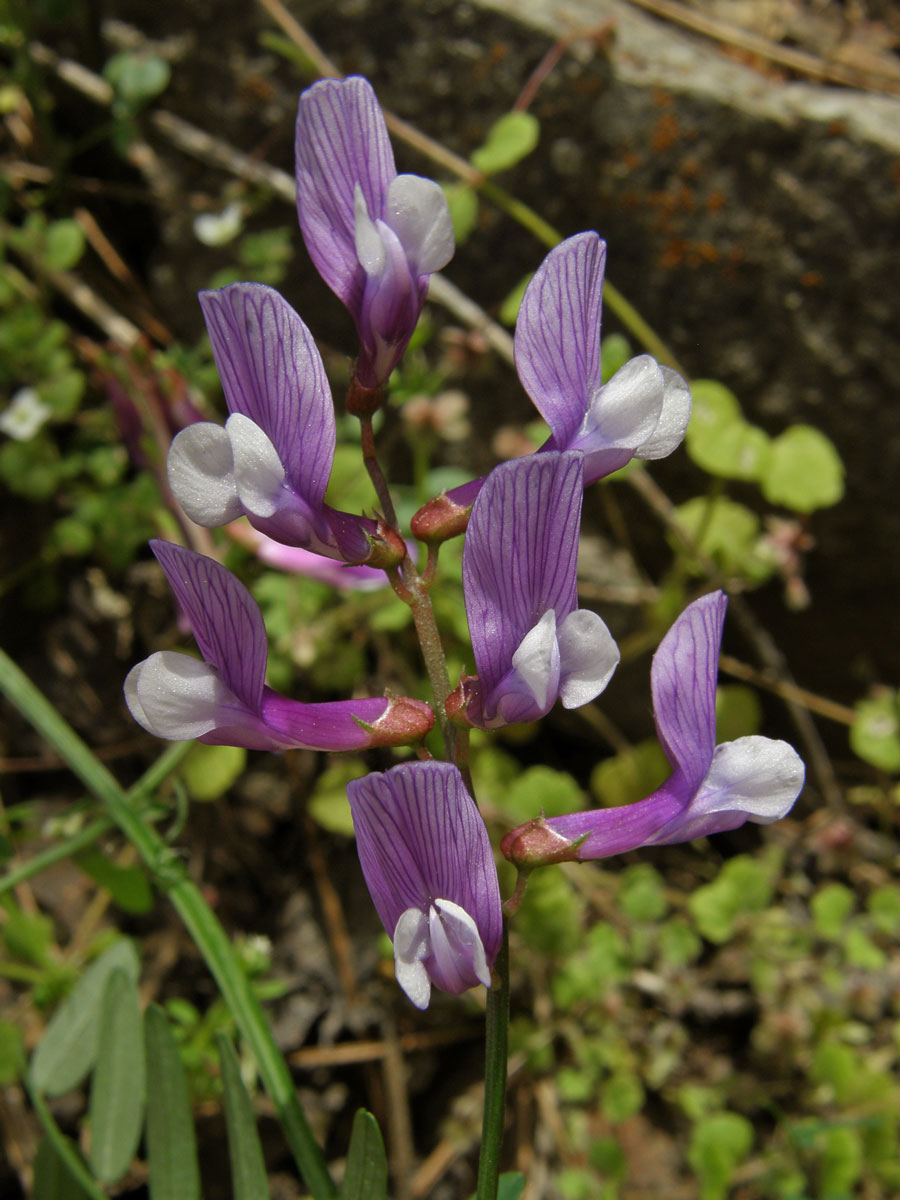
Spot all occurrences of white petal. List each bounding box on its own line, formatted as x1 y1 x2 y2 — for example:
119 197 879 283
385 175 454 275
225 413 285 518
393 907 432 1010
579 356 664 451
511 610 560 712
0 387 52 441
693 736 805 823
557 609 621 708
636 366 692 460
126 652 235 740
433 898 490 990
167 424 242 527
354 183 386 276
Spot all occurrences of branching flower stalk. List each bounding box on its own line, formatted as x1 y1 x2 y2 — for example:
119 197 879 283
117 72 806 1200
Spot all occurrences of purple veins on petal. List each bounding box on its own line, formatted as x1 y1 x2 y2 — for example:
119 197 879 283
462 451 619 727
514 232 692 484
124 543 433 751
502 591 805 866
295 76 454 388
348 761 502 1009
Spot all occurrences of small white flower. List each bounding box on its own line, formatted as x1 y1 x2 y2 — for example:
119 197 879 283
193 202 243 247
0 388 52 440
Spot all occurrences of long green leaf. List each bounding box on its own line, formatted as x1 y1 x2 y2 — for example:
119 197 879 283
339 1109 387 1200
0 646 336 1199
144 1005 201 1200
31 939 139 1096
217 1034 271 1200
88 968 146 1182
32 1135 92 1200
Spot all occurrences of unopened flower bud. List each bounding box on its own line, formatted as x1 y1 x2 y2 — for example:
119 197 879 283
410 492 472 544
501 817 583 868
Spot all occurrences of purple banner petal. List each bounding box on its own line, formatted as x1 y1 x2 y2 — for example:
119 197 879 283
348 762 502 965
150 540 267 712
199 284 335 507
651 591 726 791
514 232 606 449
463 452 583 699
295 76 396 318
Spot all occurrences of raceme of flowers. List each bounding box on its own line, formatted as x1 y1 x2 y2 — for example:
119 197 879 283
125 73 806 1009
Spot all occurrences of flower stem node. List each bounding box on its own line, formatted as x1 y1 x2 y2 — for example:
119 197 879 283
500 817 585 868
363 520 407 569
410 492 473 544
346 376 384 418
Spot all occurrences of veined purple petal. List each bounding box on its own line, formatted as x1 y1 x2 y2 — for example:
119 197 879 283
198 284 335 506
295 76 396 318
151 540 267 712
502 591 805 866
348 761 502 971
463 452 582 702
514 232 606 449
651 591 726 791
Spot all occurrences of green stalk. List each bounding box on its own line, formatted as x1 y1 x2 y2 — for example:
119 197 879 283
28 1084 108 1200
0 647 337 1200
1 741 192 898
476 925 510 1200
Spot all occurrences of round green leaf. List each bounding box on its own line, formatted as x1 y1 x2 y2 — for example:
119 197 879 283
180 744 246 801
441 182 479 245
42 221 86 271
761 424 844 512
686 380 770 480
715 685 762 742
850 692 900 773
104 52 171 108
471 111 540 174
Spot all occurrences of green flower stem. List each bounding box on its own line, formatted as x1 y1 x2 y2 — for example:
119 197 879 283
478 179 683 372
1 741 192 899
476 924 510 1200
28 1082 108 1200
0 647 337 1200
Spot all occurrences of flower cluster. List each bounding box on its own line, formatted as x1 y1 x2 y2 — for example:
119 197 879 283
125 75 805 1011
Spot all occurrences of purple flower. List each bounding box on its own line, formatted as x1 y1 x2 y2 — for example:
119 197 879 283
502 592 805 866
457 451 619 728
124 541 433 751
295 76 454 389
167 283 402 566
515 232 692 484
348 762 502 1009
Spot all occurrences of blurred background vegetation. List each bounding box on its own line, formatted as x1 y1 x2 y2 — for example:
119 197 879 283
2 1 899 1197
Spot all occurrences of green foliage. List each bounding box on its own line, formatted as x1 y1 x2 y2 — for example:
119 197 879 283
498 271 533 326
517 869 583 958
715 684 762 741
810 883 854 939
552 922 630 1007
686 380 771 481
501 765 584 823
761 425 844 514
471 111 540 174
618 864 668 922
340 1110 388 1200
179 744 247 801
32 1136 92 1200
442 182 479 244
144 1006 201 1200
217 1034 271 1200
75 849 153 914
590 739 670 808
689 852 781 943
0 1019 23 1084
308 758 369 837
88 969 145 1182
31 939 140 1095
104 52 171 113
600 334 632 383
674 495 774 582
687 1111 754 1200
850 690 900 773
